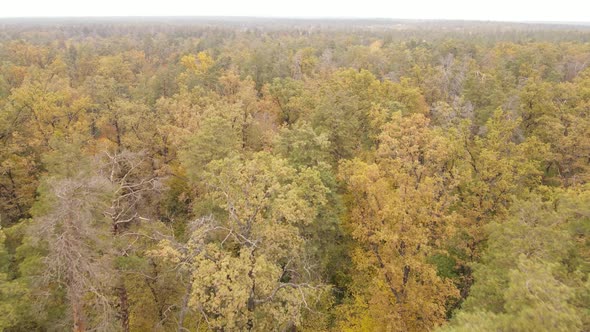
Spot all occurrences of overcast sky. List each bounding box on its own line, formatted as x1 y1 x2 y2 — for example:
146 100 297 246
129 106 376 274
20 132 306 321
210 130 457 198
0 0 587 22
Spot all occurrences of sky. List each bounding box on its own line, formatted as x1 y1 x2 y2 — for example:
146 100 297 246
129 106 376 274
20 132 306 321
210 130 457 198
0 0 588 23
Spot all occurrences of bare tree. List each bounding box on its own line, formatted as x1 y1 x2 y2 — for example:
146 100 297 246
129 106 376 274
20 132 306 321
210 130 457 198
99 149 163 332
32 175 116 332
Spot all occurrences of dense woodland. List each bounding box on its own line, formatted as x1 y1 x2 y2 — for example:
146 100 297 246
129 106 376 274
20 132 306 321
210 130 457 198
0 18 589 331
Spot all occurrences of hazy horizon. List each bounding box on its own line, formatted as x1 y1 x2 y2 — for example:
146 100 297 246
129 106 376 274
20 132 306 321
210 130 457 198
1 0 588 23
0 16 588 28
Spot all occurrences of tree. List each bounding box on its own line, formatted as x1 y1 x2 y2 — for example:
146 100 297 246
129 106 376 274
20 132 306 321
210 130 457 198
443 187 590 331
450 110 548 260
13 139 116 331
337 112 459 331
180 102 245 175
265 77 306 126
30 174 115 331
99 149 162 331
273 121 332 168
0 228 27 330
0 74 93 225
168 152 329 330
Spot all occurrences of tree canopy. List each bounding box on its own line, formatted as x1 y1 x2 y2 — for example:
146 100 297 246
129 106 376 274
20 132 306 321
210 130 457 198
0 18 589 331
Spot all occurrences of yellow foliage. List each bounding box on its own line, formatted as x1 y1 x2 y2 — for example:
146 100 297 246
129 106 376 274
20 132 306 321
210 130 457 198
180 51 215 75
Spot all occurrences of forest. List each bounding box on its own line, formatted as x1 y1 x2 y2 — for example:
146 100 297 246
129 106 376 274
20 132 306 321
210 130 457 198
0 18 589 331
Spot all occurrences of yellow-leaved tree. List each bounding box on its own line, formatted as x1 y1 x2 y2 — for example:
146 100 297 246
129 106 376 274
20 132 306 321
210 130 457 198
151 152 330 331
337 112 459 331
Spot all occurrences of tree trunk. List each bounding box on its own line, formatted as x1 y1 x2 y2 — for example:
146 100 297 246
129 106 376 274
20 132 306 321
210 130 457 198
177 281 193 331
117 284 130 332
72 295 85 332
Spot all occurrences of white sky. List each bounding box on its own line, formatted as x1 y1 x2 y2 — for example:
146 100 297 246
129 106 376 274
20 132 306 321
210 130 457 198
0 0 588 22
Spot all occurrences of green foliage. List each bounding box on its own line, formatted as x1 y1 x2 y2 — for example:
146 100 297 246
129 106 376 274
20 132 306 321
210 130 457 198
443 188 590 331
